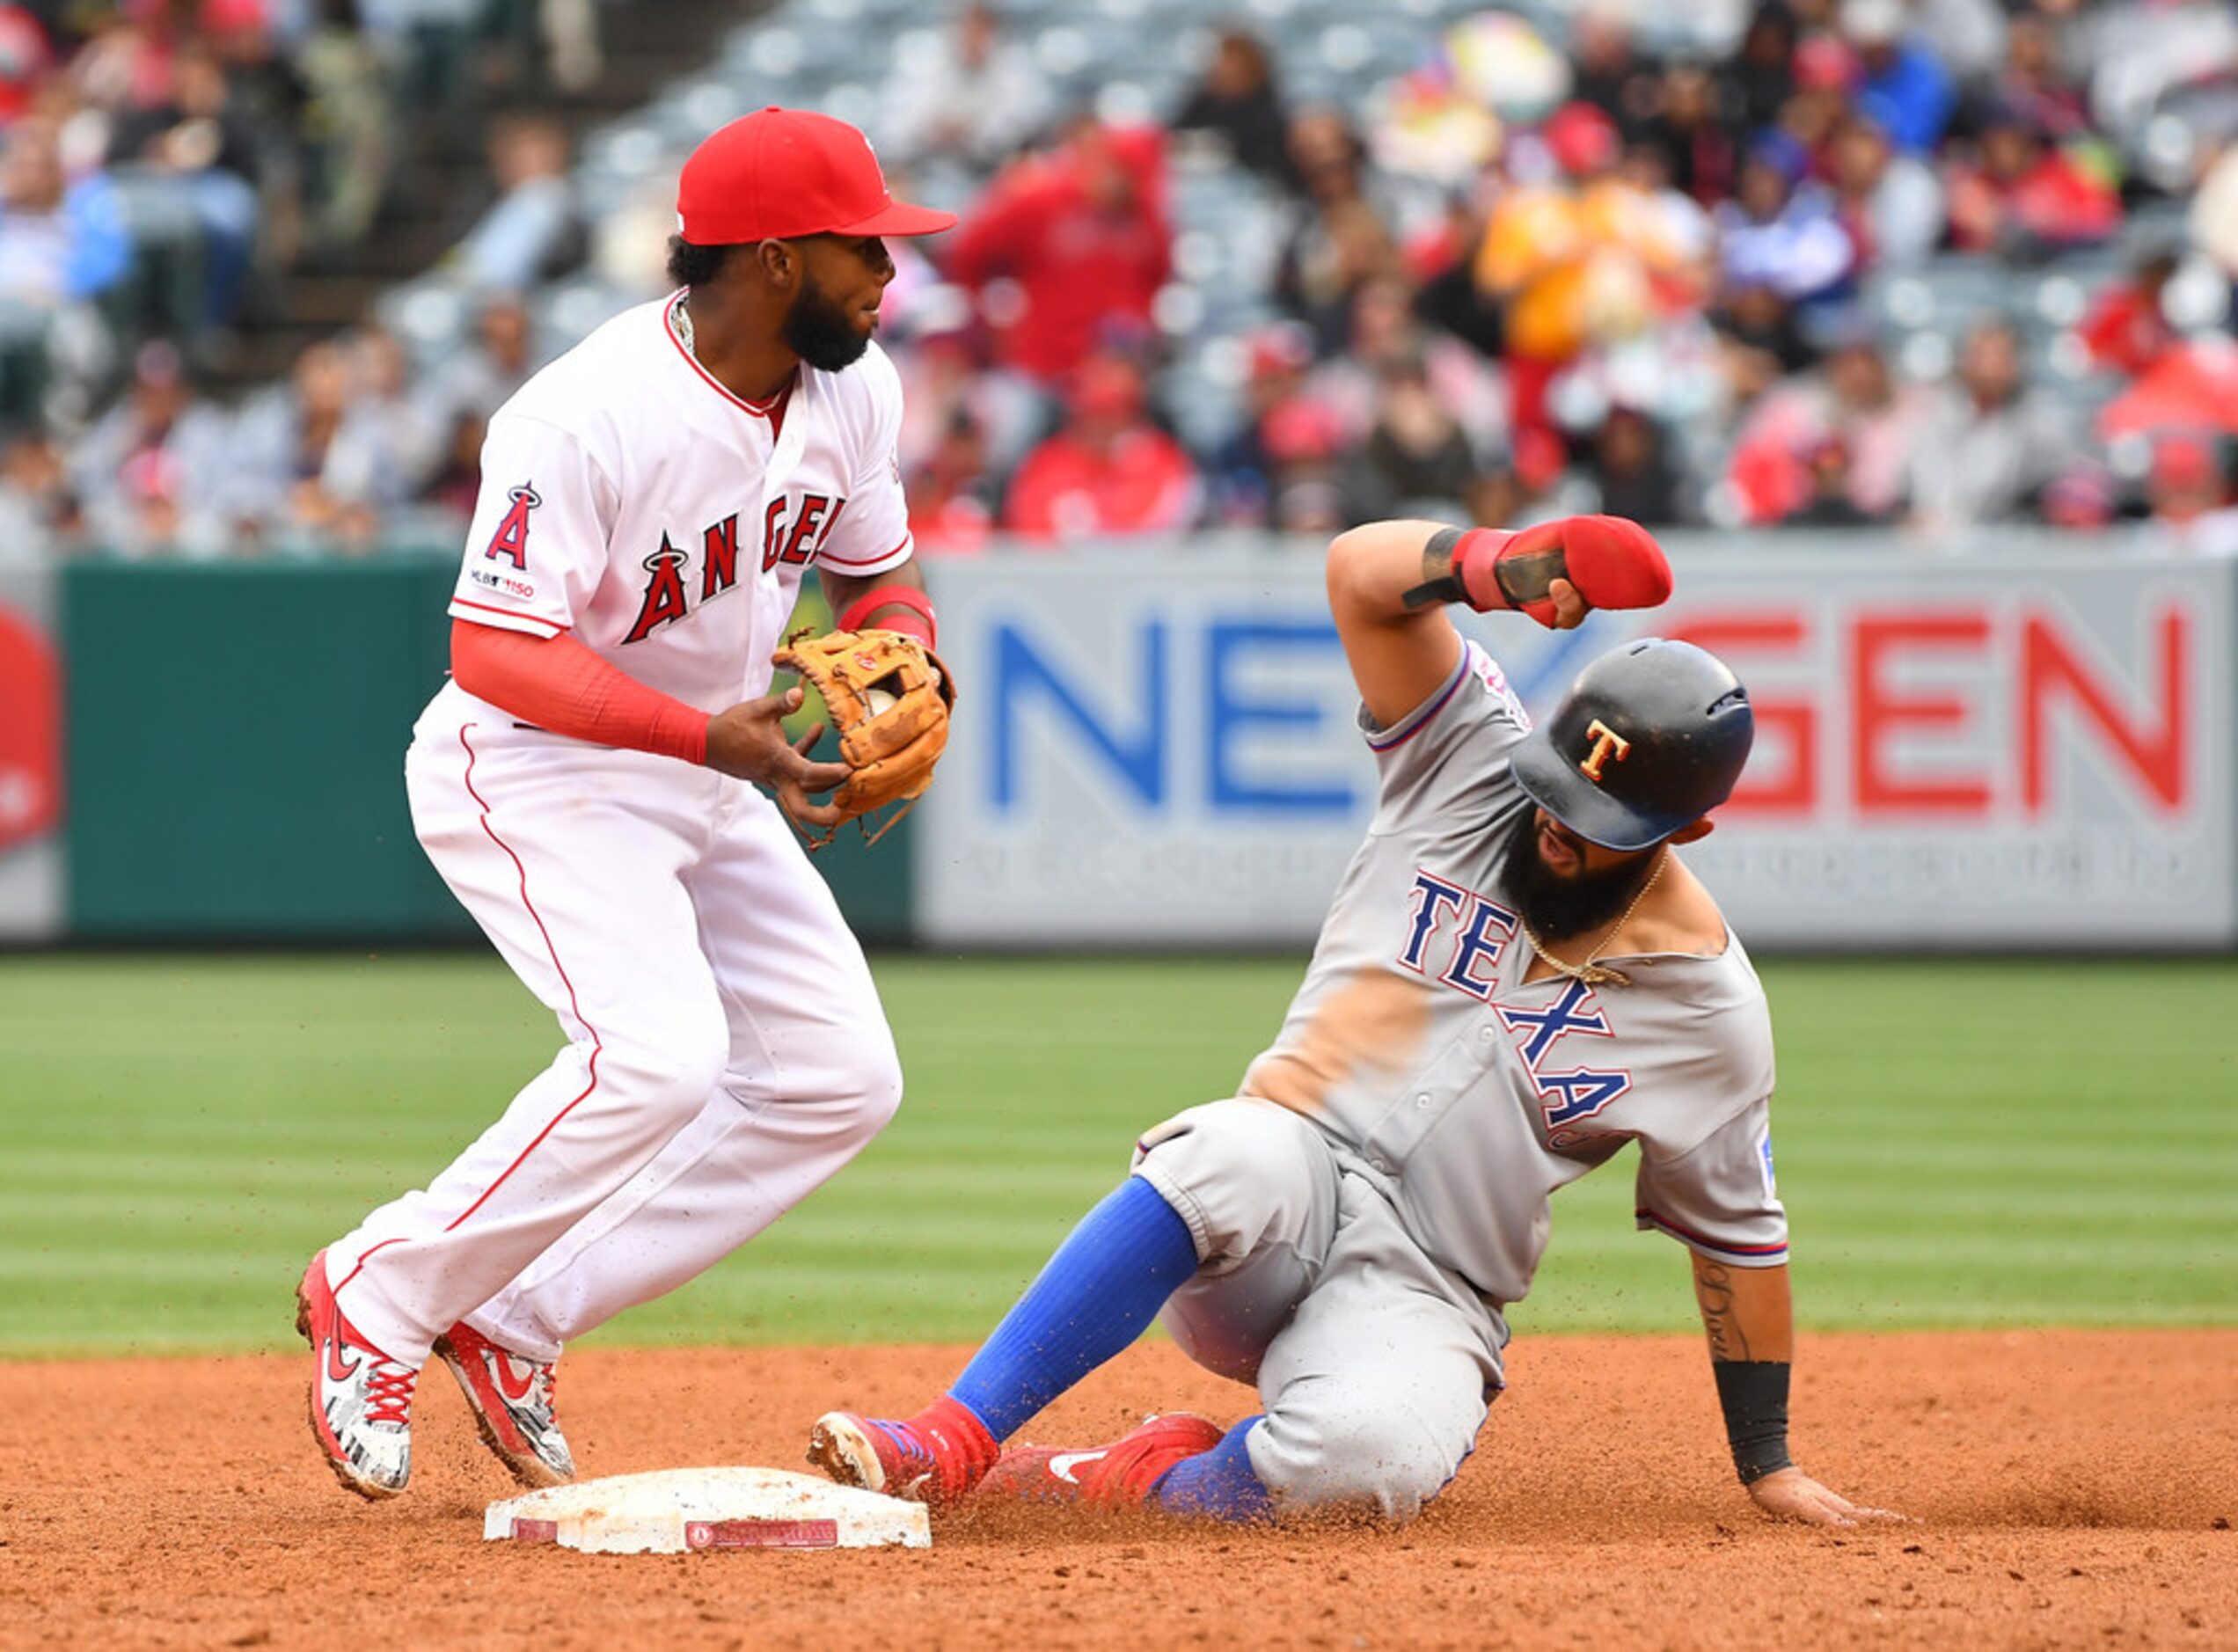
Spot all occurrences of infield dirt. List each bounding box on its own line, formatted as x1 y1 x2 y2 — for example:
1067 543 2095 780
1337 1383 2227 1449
2 1329 2231 1649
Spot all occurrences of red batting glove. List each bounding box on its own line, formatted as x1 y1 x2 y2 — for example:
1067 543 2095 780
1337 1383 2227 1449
1452 515 1673 627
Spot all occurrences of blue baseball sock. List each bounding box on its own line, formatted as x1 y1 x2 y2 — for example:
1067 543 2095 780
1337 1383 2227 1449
948 1174 1198 1443
1153 1417 1275 1521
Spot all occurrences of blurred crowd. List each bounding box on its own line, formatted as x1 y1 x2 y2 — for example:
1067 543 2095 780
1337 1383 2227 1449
857 0 2238 557
8 0 2238 561
0 0 600 557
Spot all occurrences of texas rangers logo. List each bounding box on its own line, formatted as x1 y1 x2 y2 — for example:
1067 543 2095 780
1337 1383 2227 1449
1534 1069 1632 1137
1496 977 1613 1067
1577 719 1631 782
485 483 540 569
1397 870 1517 1002
1397 870 1634 1149
1488 974 1632 1147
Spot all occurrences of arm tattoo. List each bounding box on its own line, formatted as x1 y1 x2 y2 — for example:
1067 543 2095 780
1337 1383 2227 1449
1694 1261 1754 1363
1401 527 1467 610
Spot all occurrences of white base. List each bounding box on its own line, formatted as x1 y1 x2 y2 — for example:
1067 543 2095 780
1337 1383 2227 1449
482 1466 931 1553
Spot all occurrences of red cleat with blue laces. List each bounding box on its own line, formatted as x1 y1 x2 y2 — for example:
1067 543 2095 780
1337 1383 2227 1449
807 1395 1000 1507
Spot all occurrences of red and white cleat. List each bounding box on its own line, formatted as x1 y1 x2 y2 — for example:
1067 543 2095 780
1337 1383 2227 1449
296 1250 418 1500
435 1320 574 1489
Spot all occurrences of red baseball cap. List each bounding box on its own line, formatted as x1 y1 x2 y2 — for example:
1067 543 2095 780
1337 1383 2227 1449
1542 101 1619 178
2153 434 2218 490
677 107 956 243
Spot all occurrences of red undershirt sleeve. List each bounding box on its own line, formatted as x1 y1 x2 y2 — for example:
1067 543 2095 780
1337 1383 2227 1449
450 619 711 765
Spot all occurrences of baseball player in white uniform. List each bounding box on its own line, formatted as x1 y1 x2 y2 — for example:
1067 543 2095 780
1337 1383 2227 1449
296 108 957 1499
810 515 1900 1528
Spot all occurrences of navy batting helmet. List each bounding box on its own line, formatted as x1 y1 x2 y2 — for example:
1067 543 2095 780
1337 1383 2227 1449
1509 638 1754 852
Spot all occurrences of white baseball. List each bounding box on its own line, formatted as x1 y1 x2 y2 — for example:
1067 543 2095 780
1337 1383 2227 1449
865 688 897 716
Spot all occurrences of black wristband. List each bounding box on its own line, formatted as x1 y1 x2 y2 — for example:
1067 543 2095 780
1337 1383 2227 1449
1402 527 1469 610
1712 1360 1795 1485
1401 575 1464 610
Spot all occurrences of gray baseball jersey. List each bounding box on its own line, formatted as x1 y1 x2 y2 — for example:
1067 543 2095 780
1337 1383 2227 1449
1233 640 1786 1309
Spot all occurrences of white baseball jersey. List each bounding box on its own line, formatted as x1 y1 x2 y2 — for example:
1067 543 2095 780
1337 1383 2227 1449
442 290 914 712
1236 640 1787 1308
321 294 918 1370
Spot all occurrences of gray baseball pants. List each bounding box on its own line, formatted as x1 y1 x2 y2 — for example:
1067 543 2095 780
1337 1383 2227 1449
1130 1097 1506 1523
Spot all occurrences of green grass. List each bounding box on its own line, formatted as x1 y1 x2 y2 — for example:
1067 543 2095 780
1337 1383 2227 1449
1 954 2232 1356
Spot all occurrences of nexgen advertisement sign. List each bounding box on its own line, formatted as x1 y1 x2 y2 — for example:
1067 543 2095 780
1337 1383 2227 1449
914 546 2234 949
1652 556 2227 945
0 564 62 940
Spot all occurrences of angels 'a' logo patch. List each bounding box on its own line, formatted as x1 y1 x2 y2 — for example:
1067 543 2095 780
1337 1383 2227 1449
623 535 691 645
485 484 540 569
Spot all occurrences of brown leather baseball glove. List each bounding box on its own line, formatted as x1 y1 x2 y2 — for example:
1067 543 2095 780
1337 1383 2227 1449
772 627 954 846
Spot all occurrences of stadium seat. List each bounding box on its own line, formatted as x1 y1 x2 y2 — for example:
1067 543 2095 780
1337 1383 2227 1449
579 121 669 185
535 281 637 359
379 282 472 374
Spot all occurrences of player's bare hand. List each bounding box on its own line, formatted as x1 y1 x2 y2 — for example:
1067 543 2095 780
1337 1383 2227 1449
1746 1467 1906 1528
706 688 852 826
1546 575 1587 630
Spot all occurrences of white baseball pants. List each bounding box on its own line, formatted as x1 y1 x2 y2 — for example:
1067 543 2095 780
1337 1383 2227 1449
323 704 902 1366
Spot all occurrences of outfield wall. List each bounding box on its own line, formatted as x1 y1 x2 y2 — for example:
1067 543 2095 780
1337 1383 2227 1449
2 535 2231 950
3 553 911 946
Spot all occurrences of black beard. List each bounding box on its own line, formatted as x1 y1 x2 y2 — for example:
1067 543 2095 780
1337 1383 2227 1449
1498 808 1661 943
783 276 870 372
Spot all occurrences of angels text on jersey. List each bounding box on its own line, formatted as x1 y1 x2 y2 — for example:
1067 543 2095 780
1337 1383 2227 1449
468 484 857 647
617 494 852 645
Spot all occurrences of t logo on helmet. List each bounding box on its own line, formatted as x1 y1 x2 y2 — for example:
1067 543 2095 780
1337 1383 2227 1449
1577 719 1632 783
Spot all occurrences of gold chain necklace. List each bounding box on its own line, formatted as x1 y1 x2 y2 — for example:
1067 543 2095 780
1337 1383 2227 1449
672 292 696 359
1519 849 1667 989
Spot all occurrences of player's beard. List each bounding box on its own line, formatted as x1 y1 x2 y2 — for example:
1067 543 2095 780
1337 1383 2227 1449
1499 808 1663 943
783 273 872 372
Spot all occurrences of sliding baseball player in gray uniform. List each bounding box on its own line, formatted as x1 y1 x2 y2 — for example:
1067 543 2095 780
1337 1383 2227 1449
809 514 1898 1527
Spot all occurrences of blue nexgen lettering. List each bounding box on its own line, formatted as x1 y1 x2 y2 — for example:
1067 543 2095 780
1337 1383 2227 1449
991 614 1364 817
992 619 1167 811
1204 620 1354 815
